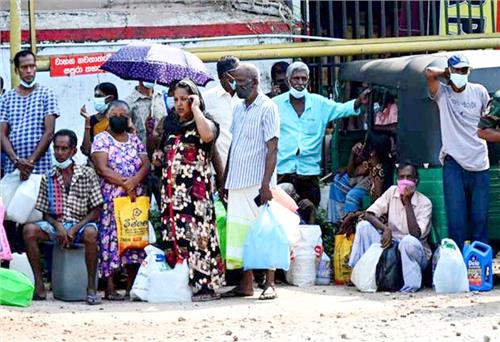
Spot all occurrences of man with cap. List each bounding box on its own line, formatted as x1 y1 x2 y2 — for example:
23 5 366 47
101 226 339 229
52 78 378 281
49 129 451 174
426 54 491 249
273 61 370 206
478 90 500 142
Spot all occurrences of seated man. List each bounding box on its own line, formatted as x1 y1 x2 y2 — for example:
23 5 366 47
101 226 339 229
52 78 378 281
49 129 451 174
348 162 432 292
23 129 104 304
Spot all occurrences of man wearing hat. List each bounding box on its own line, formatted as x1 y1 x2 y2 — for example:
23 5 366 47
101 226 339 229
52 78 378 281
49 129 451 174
478 90 500 142
426 54 491 249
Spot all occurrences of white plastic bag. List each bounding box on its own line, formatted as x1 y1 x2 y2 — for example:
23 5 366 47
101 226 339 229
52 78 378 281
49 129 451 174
148 221 157 244
433 238 469 294
7 173 42 224
351 243 384 292
130 245 169 301
286 225 323 287
268 200 300 245
315 252 332 285
0 171 22 207
147 260 191 303
319 183 331 211
9 252 35 285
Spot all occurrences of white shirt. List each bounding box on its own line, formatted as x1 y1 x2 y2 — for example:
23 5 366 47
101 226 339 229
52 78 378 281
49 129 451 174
203 85 241 168
430 82 490 171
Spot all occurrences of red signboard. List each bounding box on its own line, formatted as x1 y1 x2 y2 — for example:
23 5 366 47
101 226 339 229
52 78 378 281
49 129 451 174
49 52 112 77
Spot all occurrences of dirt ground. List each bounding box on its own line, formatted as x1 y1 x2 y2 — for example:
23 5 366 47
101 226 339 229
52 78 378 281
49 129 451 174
1 285 499 342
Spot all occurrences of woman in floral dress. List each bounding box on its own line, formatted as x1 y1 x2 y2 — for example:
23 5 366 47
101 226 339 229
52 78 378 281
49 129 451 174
92 100 150 300
152 79 224 301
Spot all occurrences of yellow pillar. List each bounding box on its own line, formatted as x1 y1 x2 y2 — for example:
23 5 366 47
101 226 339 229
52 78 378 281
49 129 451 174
29 0 37 55
9 0 21 88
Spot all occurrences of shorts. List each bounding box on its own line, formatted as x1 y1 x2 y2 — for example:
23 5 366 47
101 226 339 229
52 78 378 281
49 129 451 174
36 221 98 244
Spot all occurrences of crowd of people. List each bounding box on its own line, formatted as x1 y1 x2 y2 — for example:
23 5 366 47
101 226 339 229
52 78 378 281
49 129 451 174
0 49 497 305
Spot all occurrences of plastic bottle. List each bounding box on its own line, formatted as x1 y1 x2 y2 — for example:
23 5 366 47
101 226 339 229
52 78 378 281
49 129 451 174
463 241 493 292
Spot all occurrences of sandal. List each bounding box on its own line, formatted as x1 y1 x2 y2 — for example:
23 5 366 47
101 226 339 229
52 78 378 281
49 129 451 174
259 286 277 300
104 291 125 301
86 293 102 305
32 293 47 301
220 287 253 298
192 292 221 302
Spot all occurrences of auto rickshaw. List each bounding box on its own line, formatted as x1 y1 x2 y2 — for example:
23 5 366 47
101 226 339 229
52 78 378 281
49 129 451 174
333 50 500 243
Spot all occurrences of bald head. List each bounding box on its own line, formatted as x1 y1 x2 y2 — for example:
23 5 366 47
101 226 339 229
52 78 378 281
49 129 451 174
232 63 260 84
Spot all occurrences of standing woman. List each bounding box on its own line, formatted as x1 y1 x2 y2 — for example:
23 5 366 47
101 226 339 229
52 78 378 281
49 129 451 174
153 78 224 302
91 100 150 300
80 82 118 156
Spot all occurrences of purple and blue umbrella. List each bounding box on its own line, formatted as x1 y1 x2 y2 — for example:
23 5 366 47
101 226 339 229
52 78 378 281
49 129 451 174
100 43 213 87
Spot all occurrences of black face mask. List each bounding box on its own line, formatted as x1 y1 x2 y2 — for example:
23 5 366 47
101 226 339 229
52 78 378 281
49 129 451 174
109 116 129 134
235 80 253 99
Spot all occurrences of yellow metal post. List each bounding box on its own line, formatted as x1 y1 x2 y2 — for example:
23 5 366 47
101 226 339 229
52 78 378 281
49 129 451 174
29 0 37 55
9 0 21 87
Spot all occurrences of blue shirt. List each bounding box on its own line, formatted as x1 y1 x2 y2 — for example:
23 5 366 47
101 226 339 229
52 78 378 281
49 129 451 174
225 92 280 190
273 92 359 176
0 85 59 174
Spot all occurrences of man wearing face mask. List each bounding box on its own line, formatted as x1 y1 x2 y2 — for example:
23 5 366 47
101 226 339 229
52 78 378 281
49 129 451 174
266 61 290 98
0 50 59 181
426 54 491 250
223 63 280 300
273 61 370 206
349 162 433 292
23 129 104 303
203 56 241 170
125 80 167 144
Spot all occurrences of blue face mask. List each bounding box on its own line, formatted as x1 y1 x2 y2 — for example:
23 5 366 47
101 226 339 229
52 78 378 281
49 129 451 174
52 155 73 170
143 82 155 89
93 96 109 113
20 76 37 89
229 80 237 91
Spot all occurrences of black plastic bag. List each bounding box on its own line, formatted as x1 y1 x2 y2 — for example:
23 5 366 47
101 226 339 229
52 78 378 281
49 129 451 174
376 241 404 292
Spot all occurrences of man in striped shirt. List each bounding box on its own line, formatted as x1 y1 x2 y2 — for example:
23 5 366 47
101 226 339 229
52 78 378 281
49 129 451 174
223 63 280 300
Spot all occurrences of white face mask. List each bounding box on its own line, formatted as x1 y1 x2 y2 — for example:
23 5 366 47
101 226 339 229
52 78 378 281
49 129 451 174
166 97 175 110
289 86 308 99
143 82 155 89
450 73 468 89
52 155 73 170
20 76 36 89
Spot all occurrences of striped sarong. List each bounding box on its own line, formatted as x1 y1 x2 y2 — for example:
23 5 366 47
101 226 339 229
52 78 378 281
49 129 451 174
225 185 261 270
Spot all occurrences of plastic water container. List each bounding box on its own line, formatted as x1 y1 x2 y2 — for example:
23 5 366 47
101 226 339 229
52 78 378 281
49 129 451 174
52 244 95 301
463 241 493 292
9 253 35 284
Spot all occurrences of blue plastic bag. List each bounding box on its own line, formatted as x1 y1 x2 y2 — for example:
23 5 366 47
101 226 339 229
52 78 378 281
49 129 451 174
243 205 290 271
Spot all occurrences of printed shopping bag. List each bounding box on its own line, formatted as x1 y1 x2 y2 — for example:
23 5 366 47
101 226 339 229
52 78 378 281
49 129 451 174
333 233 354 284
114 196 150 256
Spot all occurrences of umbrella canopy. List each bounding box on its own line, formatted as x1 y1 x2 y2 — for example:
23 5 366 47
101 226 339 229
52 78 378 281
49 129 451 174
100 43 213 87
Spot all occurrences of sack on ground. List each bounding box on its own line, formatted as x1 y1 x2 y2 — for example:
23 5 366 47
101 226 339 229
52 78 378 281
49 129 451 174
433 238 469 294
130 245 169 301
0 268 34 307
6 173 42 224
286 225 322 287
351 243 384 292
147 260 191 303
333 234 354 285
375 241 404 292
316 252 332 285
214 200 227 260
243 205 290 271
114 196 150 256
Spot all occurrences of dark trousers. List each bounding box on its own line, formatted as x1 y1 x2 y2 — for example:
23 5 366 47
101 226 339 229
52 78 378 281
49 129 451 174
443 156 489 250
277 173 321 207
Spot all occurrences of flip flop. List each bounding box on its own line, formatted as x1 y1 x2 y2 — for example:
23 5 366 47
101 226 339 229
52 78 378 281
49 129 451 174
259 286 277 300
86 293 102 305
32 293 46 301
192 292 221 302
104 292 125 301
220 287 253 298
